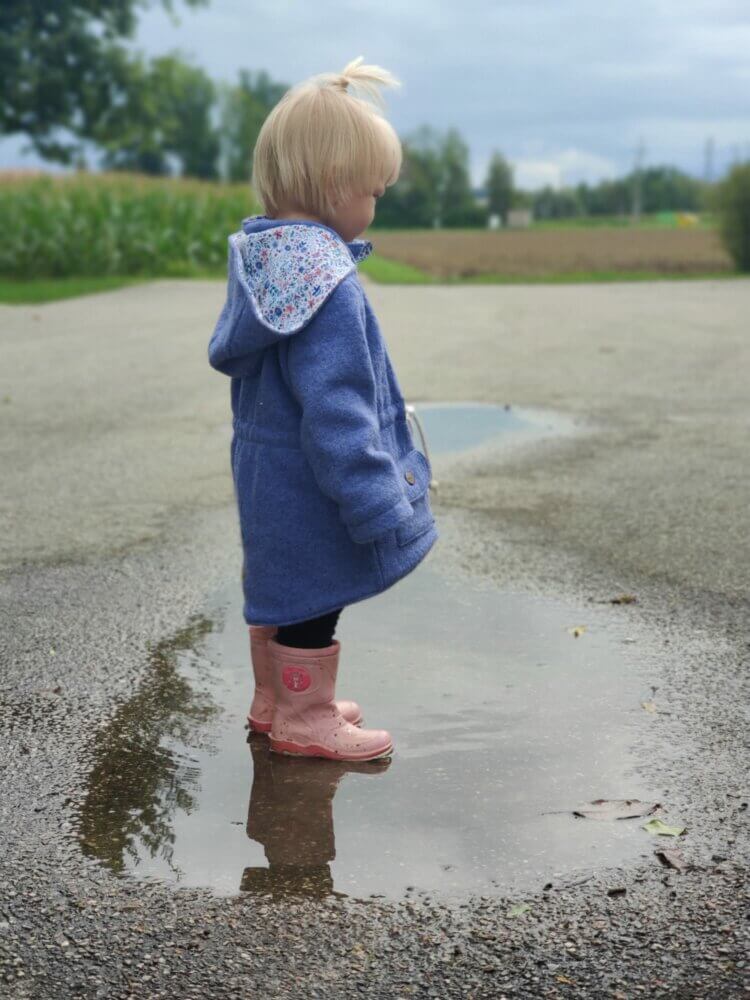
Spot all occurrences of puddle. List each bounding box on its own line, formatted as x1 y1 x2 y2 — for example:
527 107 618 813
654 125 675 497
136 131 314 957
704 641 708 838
75 403 657 901
408 402 581 457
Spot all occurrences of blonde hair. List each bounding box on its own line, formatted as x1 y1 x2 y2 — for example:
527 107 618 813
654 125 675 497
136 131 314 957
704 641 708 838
251 56 403 221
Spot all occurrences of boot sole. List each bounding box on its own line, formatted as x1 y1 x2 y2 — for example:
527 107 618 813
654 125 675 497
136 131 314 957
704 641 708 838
248 713 363 733
247 716 272 734
269 738 393 762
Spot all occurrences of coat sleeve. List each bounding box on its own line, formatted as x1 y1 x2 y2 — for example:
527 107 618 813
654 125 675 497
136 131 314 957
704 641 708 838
285 275 415 545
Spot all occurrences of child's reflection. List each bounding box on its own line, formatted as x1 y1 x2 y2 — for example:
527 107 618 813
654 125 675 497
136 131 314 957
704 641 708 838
241 735 390 898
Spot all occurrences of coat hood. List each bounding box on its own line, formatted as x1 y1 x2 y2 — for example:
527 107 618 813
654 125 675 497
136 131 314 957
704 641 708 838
208 214 373 378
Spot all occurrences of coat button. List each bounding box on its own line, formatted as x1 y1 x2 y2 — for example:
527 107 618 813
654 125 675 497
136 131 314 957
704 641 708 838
404 470 415 485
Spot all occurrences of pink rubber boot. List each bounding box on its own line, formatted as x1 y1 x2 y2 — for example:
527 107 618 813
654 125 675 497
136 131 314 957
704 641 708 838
267 637 393 761
247 625 362 733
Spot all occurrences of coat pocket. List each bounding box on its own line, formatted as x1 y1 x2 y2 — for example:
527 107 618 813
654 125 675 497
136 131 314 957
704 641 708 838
395 447 435 547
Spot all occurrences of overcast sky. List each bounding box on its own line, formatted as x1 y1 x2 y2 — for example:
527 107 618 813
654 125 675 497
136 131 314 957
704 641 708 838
3 0 749 189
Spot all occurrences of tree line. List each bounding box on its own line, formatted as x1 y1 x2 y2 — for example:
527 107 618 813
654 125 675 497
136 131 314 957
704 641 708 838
0 0 738 231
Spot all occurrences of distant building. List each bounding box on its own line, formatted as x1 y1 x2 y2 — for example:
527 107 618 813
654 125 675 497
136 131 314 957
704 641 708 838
474 187 534 229
507 209 533 229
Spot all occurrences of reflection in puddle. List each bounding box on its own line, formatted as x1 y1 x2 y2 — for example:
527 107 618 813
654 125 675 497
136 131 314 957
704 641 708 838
78 617 220 876
242 738 389 899
74 403 655 900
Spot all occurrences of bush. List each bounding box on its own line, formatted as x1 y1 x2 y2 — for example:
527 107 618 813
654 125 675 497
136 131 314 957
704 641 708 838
0 171 260 279
713 163 750 272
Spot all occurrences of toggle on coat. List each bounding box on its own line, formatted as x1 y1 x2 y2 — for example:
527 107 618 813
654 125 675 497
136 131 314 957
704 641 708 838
208 214 439 626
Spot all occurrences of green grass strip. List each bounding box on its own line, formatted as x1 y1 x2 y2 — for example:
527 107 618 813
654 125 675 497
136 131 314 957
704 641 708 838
0 275 159 304
438 269 744 285
1 259 745 304
360 257 742 285
359 255 431 284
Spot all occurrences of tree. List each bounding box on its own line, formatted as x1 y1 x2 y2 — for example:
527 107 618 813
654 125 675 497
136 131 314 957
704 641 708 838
440 128 480 227
381 125 444 228
373 136 439 229
154 56 220 179
373 141 437 229
381 125 482 229
637 166 704 213
94 53 220 178
485 152 514 223
0 0 207 166
532 185 583 220
713 162 750 272
220 70 288 183
576 178 630 216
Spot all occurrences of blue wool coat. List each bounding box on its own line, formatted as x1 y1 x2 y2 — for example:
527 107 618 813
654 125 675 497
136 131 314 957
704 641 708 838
208 214 439 626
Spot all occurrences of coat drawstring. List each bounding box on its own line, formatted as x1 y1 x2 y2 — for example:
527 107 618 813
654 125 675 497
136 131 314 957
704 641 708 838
405 403 438 493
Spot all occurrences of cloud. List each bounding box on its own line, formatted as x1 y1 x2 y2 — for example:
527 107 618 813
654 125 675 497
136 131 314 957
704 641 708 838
507 149 619 191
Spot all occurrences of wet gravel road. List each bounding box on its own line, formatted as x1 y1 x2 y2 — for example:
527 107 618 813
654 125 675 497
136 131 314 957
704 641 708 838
1 277 749 998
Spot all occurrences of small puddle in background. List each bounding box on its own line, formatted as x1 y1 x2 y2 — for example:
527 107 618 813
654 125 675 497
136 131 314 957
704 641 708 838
406 401 581 457
76 404 656 901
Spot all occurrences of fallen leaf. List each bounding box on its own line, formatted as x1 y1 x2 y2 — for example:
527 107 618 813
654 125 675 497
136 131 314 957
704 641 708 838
643 818 686 837
573 799 660 821
591 594 637 605
567 625 586 638
655 848 688 872
641 700 657 713
506 903 530 918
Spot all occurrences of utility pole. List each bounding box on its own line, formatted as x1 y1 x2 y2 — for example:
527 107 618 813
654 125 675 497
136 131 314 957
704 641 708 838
631 136 646 222
703 136 715 184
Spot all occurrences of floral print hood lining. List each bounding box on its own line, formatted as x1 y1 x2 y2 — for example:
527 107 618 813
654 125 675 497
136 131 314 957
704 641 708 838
229 214 374 336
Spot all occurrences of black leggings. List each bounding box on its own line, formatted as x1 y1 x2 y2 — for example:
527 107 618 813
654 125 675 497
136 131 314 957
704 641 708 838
276 607 343 649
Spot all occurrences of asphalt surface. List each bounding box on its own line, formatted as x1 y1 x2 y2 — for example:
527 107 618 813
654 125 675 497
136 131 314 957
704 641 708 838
1 275 748 998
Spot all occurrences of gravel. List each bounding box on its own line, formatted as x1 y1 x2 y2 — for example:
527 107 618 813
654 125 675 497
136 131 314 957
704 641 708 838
2 278 749 997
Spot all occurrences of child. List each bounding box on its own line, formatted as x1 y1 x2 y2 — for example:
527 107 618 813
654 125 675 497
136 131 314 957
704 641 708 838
208 56 439 762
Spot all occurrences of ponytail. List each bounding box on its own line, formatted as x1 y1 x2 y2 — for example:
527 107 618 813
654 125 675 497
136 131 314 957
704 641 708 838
316 55 401 112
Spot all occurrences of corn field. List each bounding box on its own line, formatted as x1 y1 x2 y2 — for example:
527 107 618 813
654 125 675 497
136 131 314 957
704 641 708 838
0 171 259 279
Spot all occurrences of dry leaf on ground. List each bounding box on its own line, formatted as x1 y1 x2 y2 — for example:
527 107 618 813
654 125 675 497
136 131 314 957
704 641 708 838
655 847 689 872
573 799 660 820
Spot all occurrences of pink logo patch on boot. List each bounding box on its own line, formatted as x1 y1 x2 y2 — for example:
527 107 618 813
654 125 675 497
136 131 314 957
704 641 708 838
282 665 311 692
